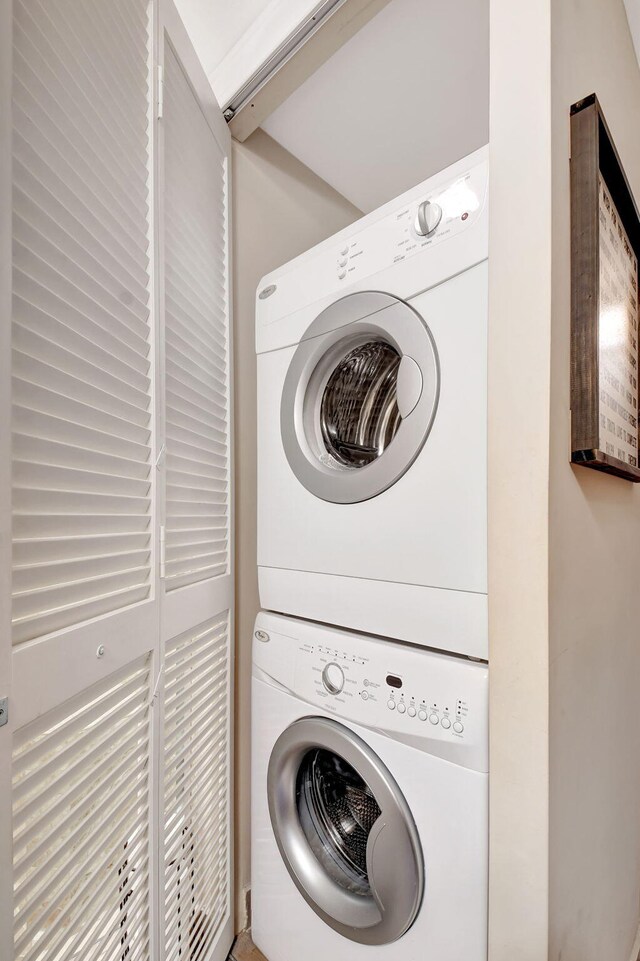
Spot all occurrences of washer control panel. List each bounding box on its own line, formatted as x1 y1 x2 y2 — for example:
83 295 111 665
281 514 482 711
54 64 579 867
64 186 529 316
304 642 473 739
253 612 489 773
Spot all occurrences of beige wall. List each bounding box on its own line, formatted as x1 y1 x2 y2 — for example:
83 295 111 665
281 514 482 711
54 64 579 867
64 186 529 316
548 3 640 960
231 129 361 930
490 1 640 959
488 0 553 956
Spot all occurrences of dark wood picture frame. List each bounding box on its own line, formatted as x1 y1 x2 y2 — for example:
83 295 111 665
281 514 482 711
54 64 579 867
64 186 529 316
570 93 640 481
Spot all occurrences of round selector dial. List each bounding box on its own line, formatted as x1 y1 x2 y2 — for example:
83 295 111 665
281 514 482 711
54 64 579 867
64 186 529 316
414 200 442 237
322 662 345 695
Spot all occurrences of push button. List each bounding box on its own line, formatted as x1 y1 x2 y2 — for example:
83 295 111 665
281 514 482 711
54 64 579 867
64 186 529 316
397 701 406 714
387 699 396 711
418 709 428 721
441 717 451 730
407 706 416 718
429 714 439 725
453 720 464 734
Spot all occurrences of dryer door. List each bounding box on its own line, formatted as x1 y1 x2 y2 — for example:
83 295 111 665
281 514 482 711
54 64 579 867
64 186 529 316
267 716 424 945
280 291 439 503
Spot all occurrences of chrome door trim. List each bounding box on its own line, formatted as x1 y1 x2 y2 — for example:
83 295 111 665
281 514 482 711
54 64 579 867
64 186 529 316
267 716 424 945
280 291 439 503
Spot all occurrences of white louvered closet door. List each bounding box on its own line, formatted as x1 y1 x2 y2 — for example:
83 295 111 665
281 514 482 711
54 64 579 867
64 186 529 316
0 1 234 960
8 0 161 958
157 5 233 961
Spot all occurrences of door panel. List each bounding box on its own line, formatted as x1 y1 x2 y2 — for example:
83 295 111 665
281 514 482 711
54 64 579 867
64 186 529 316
162 614 231 961
12 0 155 645
161 14 231 596
13 656 153 961
8 2 159 959
157 4 233 960
1 1 234 959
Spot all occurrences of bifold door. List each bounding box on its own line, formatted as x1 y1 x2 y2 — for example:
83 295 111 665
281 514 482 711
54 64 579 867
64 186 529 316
0 1 233 959
157 6 234 960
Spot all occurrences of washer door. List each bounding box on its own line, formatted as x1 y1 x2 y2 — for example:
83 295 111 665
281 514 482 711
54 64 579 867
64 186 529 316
268 716 424 945
281 291 439 503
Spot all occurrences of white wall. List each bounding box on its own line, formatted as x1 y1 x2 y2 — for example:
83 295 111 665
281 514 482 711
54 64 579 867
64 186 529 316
548 2 640 959
624 0 640 67
231 130 361 929
262 0 489 212
489 1 640 958
488 0 552 956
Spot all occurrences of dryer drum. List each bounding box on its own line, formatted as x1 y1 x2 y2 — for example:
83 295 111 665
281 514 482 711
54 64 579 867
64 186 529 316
320 342 402 468
280 291 440 504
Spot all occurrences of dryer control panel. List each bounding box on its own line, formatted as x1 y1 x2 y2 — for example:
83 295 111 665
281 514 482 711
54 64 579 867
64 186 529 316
253 611 488 774
255 147 488 355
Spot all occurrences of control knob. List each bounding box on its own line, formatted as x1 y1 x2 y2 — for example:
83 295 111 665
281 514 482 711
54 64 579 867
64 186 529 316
322 662 345 695
414 200 442 237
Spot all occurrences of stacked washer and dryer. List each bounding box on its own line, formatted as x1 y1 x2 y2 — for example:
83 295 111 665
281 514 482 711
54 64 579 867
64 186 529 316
252 147 489 961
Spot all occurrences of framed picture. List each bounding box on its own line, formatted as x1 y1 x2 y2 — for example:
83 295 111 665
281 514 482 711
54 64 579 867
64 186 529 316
570 93 640 481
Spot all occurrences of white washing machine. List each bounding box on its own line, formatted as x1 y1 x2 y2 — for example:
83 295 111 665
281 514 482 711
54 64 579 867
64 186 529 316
256 148 489 660
251 611 489 961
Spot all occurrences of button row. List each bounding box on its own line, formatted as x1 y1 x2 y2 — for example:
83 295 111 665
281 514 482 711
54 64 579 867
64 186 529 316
386 699 464 732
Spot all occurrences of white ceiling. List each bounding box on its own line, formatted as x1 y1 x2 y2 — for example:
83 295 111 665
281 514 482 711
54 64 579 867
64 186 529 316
172 0 267 84
262 0 489 212
173 0 323 107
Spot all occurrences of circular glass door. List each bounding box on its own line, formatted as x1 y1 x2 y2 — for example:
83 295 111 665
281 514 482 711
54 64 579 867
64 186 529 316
320 341 402 469
297 748 382 896
280 292 439 503
268 716 424 945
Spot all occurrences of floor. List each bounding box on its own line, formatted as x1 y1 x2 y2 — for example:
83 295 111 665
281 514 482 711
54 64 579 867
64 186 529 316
229 930 268 961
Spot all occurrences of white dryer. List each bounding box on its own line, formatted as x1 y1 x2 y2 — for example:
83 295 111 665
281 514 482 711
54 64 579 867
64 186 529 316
256 148 488 659
251 611 489 961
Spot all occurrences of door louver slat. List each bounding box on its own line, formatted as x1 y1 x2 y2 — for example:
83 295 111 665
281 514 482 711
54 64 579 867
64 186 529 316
12 0 153 644
163 615 230 961
163 44 229 591
13 656 152 961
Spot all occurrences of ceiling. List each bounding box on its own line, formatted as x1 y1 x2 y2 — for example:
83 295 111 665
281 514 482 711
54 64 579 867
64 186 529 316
172 0 267 85
173 0 324 107
261 0 489 212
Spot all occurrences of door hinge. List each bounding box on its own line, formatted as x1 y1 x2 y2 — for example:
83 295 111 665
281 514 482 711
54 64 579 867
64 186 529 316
149 666 164 707
155 442 166 470
159 525 166 579
0 697 8 728
157 63 164 119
